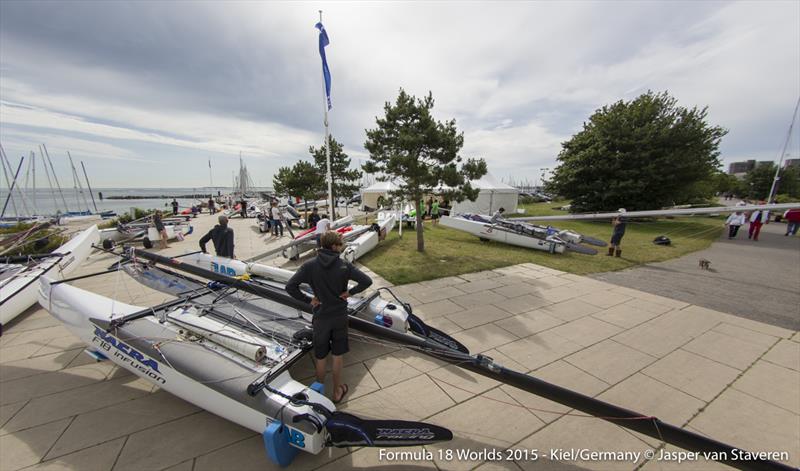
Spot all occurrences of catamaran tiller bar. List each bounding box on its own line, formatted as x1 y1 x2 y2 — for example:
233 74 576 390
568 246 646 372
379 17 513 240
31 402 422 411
128 248 793 471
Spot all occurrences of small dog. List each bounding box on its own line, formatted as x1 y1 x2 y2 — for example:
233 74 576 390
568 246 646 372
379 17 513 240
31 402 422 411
698 259 711 270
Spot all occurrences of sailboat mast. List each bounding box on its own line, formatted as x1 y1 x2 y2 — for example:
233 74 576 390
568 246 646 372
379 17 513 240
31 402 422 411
31 150 38 215
767 96 800 202
0 144 20 217
42 144 69 211
80 161 99 212
38 146 60 213
1 157 24 219
67 151 90 211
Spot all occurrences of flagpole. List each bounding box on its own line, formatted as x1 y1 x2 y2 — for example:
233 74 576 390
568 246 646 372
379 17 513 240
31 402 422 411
319 10 335 218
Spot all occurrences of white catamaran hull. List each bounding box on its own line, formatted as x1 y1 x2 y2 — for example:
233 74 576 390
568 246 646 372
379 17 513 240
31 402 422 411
0 225 99 330
342 214 396 263
440 216 566 253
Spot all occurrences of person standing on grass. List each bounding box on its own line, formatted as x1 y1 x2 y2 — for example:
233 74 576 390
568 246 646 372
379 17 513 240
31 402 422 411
725 211 746 239
199 215 235 258
431 199 440 225
608 208 627 257
286 231 373 404
748 207 769 241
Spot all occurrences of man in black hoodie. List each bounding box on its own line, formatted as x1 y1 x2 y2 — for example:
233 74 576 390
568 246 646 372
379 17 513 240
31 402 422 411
286 231 372 403
199 215 235 258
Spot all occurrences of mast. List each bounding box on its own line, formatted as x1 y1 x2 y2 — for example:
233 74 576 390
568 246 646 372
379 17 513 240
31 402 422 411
42 144 69 211
317 11 335 217
31 150 38 215
38 148 59 214
80 161 99 212
0 143 19 217
767 96 800 202
20 153 33 216
1 157 24 219
67 151 90 211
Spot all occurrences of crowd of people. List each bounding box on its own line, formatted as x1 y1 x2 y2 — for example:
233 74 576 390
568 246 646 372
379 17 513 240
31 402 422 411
724 203 800 240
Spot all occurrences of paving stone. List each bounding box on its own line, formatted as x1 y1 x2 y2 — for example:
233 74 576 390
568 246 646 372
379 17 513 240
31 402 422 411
492 282 540 298
391 349 449 373
450 290 508 309
414 299 464 319
526 276 573 289
590 302 664 329
195 434 348 471
420 276 468 289
162 459 195 471
0 418 71 471
24 437 126 471
428 389 545 471
112 411 253 471
501 360 610 424
341 374 454 421
316 445 434 470
455 323 519 354
496 331 583 371
31 336 85 358
494 310 564 339
0 349 85 383
565 340 657 385
342 336 398 365
0 343 45 364
480 348 530 373
577 290 632 309
414 286 468 304
712 322 780 348
535 285 581 303
689 389 800 468
460 270 505 281
473 460 524 471
455 278 507 294
763 339 800 371
547 317 622 348
682 330 770 370
318 361 381 401
791 331 799 343
6 312 63 334
716 313 795 339
514 415 653 471
642 349 740 402
45 391 201 459
446 305 513 330
541 299 603 322
598 373 705 433
492 294 551 315
0 361 118 406
3 375 152 433
428 365 501 403
425 316 463 335
612 309 720 358
0 400 26 430
731 361 799 414
363 354 424 388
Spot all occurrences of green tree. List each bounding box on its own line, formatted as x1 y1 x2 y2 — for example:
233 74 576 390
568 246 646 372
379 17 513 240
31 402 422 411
272 161 325 210
309 136 362 217
364 89 487 252
548 91 728 212
745 163 800 200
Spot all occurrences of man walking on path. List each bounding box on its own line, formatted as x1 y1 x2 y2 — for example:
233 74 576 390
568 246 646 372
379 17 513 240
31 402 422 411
784 208 800 236
199 215 235 258
608 208 627 257
748 208 770 241
286 231 373 403
171 199 179 216
208 198 215 214
725 211 746 239
270 202 283 238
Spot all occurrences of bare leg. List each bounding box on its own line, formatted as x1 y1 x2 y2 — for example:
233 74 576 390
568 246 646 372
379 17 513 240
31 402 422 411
331 354 344 397
314 356 327 384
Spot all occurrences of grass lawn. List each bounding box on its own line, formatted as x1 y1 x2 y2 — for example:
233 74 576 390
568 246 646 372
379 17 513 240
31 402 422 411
359 201 725 285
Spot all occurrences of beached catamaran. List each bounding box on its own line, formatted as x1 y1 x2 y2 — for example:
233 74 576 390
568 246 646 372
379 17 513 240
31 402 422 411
49 247 787 471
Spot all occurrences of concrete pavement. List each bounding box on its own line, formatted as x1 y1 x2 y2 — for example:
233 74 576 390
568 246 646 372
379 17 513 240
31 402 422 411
1 212 797 470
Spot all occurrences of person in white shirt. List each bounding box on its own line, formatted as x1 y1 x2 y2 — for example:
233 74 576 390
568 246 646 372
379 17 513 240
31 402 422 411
490 207 506 224
270 202 284 237
747 208 770 241
315 214 331 247
725 211 746 239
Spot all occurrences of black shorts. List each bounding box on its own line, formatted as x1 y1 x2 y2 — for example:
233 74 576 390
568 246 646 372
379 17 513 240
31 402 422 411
431 213 440 219
312 313 349 359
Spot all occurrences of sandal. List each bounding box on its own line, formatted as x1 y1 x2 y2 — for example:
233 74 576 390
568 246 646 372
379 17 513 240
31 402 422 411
333 384 349 404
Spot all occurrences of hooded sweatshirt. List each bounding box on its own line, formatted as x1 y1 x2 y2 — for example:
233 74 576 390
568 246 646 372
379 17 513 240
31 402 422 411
286 249 373 316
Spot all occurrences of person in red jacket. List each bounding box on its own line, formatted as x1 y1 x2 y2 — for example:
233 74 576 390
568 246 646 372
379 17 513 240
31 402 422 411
784 208 800 236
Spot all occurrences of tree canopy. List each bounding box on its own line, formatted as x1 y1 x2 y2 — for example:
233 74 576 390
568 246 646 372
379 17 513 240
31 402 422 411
309 136 362 211
744 163 800 200
548 91 728 212
364 89 486 251
272 160 324 207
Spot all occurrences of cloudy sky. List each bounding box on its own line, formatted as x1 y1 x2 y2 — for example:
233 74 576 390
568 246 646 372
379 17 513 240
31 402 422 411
1 1 798 188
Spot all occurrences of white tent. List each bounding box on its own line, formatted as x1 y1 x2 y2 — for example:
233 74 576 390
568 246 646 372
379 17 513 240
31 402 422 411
451 173 518 215
361 180 404 209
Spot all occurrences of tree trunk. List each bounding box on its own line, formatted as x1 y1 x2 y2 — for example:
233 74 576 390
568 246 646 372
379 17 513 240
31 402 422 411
416 199 425 252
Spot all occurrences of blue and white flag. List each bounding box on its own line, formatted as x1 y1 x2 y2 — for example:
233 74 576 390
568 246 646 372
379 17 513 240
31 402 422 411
315 22 332 110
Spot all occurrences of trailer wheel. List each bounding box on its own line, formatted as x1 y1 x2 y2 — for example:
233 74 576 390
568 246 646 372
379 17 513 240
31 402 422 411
143 237 153 249
479 237 490 242
102 239 114 250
